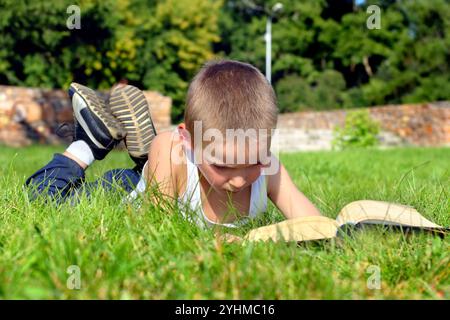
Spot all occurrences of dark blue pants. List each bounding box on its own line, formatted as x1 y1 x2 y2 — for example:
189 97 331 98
25 154 141 202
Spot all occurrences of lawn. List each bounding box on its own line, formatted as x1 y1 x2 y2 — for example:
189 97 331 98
0 145 448 299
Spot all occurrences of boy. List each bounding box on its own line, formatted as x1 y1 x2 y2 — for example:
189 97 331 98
26 59 321 227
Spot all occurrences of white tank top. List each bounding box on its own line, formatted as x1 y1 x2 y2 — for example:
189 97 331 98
178 146 268 229
126 140 268 229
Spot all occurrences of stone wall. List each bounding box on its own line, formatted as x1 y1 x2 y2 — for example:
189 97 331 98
276 102 450 151
1 84 448 151
0 85 172 147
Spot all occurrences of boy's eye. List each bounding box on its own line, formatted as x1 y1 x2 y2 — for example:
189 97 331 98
212 163 261 170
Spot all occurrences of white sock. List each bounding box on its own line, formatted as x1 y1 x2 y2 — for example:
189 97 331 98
66 140 95 166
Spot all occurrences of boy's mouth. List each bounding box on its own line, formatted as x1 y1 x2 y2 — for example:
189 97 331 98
226 185 243 193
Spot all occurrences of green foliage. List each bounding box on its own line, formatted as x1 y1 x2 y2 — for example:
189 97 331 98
136 0 222 120
276 70 347 112
219 0 450 111
275 75 311 113
0 0 449 120
0 0 143 88
333 110 380 150
0 0 221 121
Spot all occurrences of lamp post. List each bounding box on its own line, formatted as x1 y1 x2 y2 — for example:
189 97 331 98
265 3 283 84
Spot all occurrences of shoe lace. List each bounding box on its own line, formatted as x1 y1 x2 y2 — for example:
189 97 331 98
55 123 75 139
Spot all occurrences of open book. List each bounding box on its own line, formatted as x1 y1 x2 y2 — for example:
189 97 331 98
244 200 448 243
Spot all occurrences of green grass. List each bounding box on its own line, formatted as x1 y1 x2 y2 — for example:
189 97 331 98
0 145 449 299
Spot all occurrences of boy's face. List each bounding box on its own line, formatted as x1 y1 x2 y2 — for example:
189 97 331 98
179 124 270 193
196 144 266 193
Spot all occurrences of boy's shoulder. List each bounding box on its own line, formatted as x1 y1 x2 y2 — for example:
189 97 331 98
150 130 186 164
148 130 187 189
152 130 182 146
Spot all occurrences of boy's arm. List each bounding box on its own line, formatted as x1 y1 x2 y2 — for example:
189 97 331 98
267 156 321 219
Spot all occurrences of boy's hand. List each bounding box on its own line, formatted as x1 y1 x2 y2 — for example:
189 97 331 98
216 233 243 244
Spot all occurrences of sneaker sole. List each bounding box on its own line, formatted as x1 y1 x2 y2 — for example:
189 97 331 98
69 83 126 148
109 85 157 159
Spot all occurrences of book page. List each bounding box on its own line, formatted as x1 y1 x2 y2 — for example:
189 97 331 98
245 216 339 242
335 200 444 229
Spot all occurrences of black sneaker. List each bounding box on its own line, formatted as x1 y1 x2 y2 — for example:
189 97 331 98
68 83 126 160
109 85 157 171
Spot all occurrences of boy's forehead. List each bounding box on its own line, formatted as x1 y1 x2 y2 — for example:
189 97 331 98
184 124 273 165
196 139 270 165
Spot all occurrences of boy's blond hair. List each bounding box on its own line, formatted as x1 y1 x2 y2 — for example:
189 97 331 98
184 59 278 141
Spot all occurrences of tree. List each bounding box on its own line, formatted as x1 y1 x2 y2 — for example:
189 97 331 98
0 0 144 89
0 0 449 119
135 0 222 120
0 0 222 121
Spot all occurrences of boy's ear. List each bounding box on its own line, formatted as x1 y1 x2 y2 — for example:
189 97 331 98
177 123 191 142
